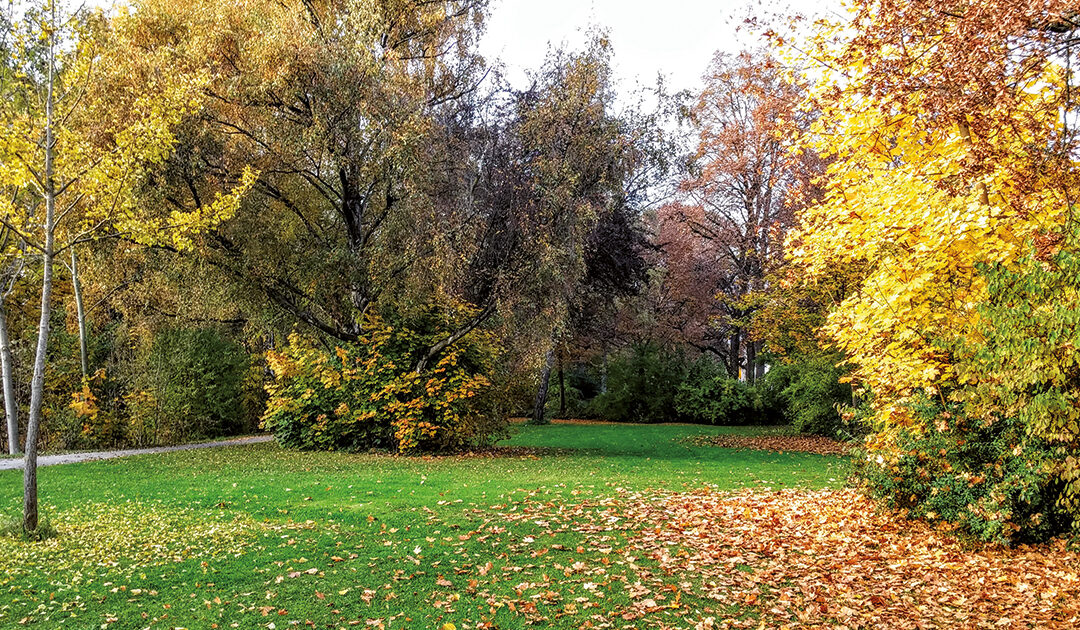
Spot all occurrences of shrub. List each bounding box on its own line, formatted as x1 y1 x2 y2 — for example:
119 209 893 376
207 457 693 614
137 327 250 442
547 364 602 420
38 309 89 451
857 396 1072 544
586 342 688 423
545 380 590 420
585 346 793 425
67 370 130 449
859 237 1080 543
674 358 758 425
766 356 853 436
261 313 503 453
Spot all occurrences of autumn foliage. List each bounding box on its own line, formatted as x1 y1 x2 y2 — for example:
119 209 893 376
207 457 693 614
262 313 501 453
534 488 1080 627
784 0 1080 539
653 52 819 379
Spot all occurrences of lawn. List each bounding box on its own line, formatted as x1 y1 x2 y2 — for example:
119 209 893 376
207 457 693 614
1 423 1076 629
0 423 844 629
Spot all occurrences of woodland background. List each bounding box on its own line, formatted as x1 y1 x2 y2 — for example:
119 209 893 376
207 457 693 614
1 0 1079 544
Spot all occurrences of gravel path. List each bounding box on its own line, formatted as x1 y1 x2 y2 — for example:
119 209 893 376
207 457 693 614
0 435 275 470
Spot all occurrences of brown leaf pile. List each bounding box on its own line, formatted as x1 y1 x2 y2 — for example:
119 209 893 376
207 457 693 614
500 489 1080 628
692 434 852 456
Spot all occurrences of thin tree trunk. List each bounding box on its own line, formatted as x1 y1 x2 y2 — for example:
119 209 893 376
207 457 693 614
728 329 741 379
557 350 565 418
24 18 56 534
599 351 607 394
24 238 54 533
532 347 555 425
0 302 18 454
754 341 766 381
71 247 88 379
745 340 756 384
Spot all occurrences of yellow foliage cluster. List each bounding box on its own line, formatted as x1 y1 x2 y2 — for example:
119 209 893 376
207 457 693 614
783 3 1080 533
263 316 495 453
0 8 256 253
789 32 1073 437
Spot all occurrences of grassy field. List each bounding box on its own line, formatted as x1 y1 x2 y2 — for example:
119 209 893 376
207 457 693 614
0 423 847 629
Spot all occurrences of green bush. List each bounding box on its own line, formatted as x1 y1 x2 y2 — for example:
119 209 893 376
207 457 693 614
674 358 758 425
38 309 92 451
586 342 688 423
857 396 1072 544
858 237 1080 543
261 312 505 453
765 356 852 436
584 345 791 425
546 379 593 420
136 327 251 442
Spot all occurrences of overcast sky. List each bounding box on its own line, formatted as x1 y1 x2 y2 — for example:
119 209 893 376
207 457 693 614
479 0 848 94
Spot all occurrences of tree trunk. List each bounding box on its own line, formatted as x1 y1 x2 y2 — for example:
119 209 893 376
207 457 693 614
557 350 566 418
24 233 53 533
600 351 608 394
532 347 555 425
24 22 57 534
745 340 757 384
0 301 18 454
754 341 766 381
71 247 88 379
728 329 741 379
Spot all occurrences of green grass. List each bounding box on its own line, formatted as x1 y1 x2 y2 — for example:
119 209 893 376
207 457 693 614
0 422 848 629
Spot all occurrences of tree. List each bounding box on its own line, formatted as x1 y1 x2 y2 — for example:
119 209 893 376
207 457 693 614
0 0 24 455
788 0 1080 535
512 38 665 424
0 229 22 455
0 0 251 533
661 51 819 380
127 0 497 359
790 0 1078 429
129 1 664 426
642 201 732 359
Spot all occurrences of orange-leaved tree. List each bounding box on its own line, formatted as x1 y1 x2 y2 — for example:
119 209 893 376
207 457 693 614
673 51 823 380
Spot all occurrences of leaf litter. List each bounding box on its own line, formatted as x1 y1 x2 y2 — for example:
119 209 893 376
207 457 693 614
689 434 852 456
495 488 1080 628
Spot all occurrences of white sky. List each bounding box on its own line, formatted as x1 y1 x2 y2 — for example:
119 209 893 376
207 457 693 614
479 0 848 94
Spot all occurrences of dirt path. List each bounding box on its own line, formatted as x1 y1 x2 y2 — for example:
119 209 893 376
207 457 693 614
0 435 274 471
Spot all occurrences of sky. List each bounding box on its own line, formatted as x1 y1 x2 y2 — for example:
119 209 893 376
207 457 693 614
478 0 848 95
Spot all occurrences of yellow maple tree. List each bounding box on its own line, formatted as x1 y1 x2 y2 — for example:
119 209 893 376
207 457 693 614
788 2 1076 437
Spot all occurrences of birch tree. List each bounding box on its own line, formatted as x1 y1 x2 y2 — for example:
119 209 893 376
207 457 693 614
0 2 23 454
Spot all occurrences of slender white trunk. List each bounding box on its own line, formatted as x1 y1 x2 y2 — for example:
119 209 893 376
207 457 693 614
24 12 56 533
72 247 87 378
0 301 18 454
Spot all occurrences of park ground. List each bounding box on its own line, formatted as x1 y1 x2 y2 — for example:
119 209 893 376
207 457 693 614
0 422 1077 629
